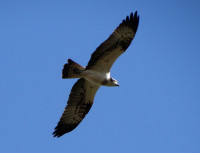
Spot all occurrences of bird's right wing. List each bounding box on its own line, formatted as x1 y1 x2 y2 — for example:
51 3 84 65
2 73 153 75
86 11 139 72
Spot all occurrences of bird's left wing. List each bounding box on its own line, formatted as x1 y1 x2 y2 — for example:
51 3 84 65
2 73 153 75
53 78 100 137
86 11 139 72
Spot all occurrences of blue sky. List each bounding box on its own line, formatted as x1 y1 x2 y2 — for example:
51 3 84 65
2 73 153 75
0 1 200 153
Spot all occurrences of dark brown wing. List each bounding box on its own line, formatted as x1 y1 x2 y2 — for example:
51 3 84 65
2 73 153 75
86 11 139 72
53 78 100 137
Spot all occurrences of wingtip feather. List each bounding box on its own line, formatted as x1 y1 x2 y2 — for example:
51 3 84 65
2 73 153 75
121 11 139 33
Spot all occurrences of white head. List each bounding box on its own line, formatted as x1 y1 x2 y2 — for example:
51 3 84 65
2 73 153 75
108 78 119 87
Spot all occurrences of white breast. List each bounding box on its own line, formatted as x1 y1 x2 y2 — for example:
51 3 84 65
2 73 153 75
81 70 110 86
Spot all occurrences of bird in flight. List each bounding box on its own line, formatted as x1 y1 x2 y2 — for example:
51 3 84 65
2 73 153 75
53 11 139 137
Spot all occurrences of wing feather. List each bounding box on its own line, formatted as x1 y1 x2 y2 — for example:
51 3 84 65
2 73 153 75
86 11 139 72
53 78 100 137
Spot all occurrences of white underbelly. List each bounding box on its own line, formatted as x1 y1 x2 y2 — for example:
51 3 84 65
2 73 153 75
81 70 109 85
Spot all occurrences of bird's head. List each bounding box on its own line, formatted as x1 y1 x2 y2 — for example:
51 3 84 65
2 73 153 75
110 78 120 87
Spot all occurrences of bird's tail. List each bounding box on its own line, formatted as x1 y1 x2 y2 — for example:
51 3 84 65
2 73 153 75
62 59 85 79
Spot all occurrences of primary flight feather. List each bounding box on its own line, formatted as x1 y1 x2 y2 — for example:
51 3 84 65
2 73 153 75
53 11 139 137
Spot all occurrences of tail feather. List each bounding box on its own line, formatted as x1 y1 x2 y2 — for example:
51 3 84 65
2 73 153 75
62 59 85 79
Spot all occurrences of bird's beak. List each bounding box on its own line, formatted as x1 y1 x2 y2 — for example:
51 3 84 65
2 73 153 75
116 84 120 87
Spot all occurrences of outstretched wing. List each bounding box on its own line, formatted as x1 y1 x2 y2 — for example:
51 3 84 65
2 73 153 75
86 11 139 72
53 78 100 137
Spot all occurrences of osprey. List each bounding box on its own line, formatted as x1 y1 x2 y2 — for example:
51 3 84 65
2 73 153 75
53 11 139 137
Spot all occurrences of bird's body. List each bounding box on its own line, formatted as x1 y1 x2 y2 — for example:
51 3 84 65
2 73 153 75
53 11 139 137
81 70 113 86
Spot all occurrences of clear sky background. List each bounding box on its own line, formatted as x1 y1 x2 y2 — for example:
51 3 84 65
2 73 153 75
0 1 200 153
